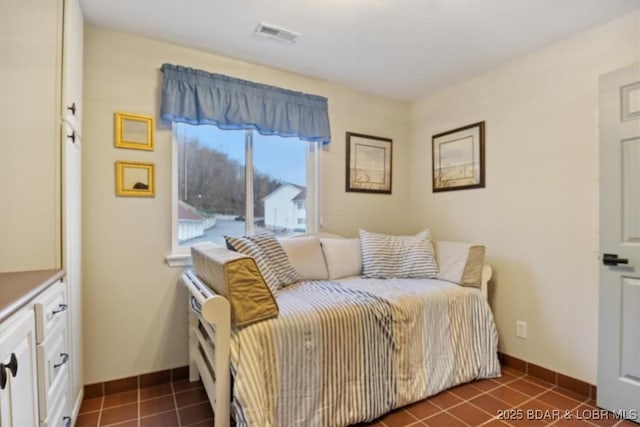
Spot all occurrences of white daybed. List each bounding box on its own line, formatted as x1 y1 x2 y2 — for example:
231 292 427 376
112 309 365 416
181 232 500 427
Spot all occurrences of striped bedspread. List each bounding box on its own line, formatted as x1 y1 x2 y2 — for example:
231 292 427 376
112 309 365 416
230 277 500 427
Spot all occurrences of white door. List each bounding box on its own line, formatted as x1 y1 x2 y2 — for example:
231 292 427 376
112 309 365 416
598 63 640 419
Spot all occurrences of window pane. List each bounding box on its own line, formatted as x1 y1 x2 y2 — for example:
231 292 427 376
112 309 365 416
176 123 246 246
253 134 307 237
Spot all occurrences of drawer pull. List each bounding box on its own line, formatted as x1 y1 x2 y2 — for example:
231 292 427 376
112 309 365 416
53 353 69 369
63 416 72 427
51 304 68 316
67 102 76 116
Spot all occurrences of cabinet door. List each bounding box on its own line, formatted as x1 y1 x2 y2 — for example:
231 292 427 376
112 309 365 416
61 0 83 135
62 125 83 416
61 0 84 415
0 310 39 427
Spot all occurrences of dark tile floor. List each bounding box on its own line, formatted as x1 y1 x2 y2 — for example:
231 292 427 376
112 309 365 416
77 378 214 427
77 367 638 426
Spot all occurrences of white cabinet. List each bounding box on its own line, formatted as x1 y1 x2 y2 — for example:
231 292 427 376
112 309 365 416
0 0 83 420
0 309 39 427
61 0 84 418
34 281 72 427
62 123 83 421
0 273 71 427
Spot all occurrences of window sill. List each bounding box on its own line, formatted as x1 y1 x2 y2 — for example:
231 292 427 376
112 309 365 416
165 253 192 268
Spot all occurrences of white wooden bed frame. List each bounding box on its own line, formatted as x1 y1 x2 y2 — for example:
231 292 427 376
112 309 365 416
181 265 493 427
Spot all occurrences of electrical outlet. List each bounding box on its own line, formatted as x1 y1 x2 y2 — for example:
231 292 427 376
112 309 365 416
516 321 527 339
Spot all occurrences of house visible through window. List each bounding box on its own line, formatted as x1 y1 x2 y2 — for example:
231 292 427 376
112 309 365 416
174 123 318 250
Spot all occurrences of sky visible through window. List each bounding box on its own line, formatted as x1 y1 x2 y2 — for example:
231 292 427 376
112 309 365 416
180 124 306 186
176 123 309 246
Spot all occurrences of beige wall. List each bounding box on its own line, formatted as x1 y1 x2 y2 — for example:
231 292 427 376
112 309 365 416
0 0 62 272
410 10 640 384
84 10 639 386
82 26 410 383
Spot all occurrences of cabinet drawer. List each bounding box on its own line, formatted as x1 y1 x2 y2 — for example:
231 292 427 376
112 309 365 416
34 280 68 344
37 320 70 421
40 384 70 427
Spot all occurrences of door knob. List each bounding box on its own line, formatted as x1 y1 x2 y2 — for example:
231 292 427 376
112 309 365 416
603 253 629 266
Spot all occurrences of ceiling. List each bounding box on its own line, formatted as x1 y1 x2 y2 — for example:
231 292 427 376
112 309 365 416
79 0 640 102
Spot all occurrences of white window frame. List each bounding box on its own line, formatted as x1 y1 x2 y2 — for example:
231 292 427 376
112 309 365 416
166 125 322 267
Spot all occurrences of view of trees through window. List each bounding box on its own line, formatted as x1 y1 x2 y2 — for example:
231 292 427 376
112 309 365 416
175 123 308 247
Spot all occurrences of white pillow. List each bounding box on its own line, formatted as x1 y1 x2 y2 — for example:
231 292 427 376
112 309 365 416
279 235 329 280
320 238 362 279
359 229 438 279
249 233 299 287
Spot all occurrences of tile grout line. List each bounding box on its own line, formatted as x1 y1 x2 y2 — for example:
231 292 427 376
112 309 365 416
441 408 474 427
171 379 183 427
137 383 141 427
96 395 104 427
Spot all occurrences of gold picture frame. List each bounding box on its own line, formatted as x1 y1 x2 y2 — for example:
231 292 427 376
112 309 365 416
114 112 154 151
115 161 155 197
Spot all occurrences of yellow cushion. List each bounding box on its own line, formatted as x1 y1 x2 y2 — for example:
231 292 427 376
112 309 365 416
433 241 485 288
191 242 278 327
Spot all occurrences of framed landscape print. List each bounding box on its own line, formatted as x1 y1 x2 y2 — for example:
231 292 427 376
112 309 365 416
346 132 392 194
432 121 485 192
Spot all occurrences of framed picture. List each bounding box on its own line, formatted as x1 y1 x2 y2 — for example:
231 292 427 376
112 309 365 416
115 161 155 197
114 112 154 151
432 121 485 192
346 132 392 194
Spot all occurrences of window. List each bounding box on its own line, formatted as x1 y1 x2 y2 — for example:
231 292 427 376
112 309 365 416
170 123 320 258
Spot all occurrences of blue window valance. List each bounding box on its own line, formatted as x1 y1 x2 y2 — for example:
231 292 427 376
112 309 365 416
160 64 331 144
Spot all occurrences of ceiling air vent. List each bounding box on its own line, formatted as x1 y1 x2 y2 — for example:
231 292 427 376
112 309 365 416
254 22 300 44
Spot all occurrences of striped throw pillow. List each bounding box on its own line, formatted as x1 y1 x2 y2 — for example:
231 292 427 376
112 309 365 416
359 229 438 279
249 234 299 287
225 236 281 295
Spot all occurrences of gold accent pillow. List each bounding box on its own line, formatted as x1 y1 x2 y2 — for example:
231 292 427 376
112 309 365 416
433 241 486 288
191 243 278 327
